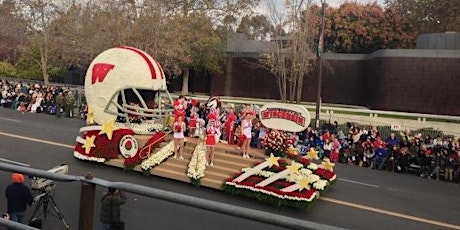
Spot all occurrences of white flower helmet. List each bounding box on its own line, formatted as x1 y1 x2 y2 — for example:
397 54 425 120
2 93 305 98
84 46 173 125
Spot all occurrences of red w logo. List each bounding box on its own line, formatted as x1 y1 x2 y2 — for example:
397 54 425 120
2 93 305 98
91 63 115 84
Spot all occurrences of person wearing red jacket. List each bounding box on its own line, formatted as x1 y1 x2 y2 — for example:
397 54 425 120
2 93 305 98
224 106 236 144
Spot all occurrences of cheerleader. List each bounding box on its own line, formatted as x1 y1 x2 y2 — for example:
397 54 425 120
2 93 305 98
173 95 187 121
173 115 186 160
188 106 198 137
241 113 253 158
205 119 221 166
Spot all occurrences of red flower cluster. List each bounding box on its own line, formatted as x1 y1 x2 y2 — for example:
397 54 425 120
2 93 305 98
261 130 293 157
123 132 165 167
315 168 336 181
75 129 135 159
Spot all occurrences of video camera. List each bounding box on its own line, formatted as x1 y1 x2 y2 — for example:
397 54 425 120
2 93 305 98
30 164 69 192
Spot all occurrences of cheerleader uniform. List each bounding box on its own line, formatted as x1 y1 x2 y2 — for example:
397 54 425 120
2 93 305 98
189 109 198 129
224 111 236 144
173 121 185 139
174 100 186 120
206 126 220 146
242 119 252 139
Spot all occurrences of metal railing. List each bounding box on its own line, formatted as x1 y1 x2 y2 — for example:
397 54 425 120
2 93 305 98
0 162 346 230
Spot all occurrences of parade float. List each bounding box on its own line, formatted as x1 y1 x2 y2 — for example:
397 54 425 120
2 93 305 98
74 47 337 208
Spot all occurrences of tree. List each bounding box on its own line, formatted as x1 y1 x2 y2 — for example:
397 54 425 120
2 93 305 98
312 2 417 53
165 0 259 96
385 0 460 34
0 0 27 62
257 0 316 103
16 0 70 85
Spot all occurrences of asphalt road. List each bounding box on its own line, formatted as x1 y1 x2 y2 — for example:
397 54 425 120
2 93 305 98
0 107 459 230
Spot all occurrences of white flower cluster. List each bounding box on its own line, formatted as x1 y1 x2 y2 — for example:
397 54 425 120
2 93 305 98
242 168 276 178
187 142 207 180
141 141 174 171
115 122 164 134
307 163 319 170
241 165 328 190
226 181 317 202
73 151 105 163
312 180 328 190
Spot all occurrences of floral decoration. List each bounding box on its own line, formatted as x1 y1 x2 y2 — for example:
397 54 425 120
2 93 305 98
140 140 175 172
223 157 336 208
123 132 165 168
74 128 135 162
187 142 207 185
261 130 293 157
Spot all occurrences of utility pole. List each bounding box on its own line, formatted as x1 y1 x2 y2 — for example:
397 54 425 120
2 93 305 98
315 0 326 129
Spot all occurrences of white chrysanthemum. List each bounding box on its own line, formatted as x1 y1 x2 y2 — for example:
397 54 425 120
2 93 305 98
306 174 320 183
307 163 318 170
141 141 174 170
313 180 328 190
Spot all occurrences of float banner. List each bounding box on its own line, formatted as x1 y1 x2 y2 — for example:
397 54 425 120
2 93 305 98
259 103 311 132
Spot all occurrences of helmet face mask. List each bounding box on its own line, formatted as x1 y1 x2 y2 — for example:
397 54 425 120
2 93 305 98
85 46 173 133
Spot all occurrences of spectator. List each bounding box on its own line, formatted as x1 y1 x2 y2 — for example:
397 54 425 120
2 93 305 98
55 92 64 118
372 136 387 170
100 187 127 230
5 173 33 223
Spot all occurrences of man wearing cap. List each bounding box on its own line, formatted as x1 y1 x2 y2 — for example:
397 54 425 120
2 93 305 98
5 173 33 223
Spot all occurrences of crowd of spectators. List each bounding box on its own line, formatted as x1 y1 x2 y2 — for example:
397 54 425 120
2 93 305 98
0 80 83 118
275 122 460 183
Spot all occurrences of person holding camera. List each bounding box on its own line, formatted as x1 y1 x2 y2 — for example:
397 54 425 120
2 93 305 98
100 187 127 230
5 173 33 223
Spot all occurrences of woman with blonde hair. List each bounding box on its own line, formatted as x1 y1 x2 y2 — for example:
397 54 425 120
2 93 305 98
241 113 253 158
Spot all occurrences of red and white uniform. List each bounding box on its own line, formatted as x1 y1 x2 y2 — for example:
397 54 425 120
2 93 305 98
242 119 252 139
208 108 221 128
224 111 236 144
206 126 221 146
174 99 186 120
189 107 198 129
173 121 185 139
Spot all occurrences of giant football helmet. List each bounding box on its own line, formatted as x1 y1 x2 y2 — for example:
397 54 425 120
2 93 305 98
84 46 174 127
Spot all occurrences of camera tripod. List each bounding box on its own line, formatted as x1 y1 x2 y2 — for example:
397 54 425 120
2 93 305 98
29 188 69 229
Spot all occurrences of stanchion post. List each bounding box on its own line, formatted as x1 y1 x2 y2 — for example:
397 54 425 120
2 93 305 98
79 172 95 230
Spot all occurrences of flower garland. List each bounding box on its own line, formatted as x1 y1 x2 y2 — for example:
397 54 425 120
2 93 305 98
187 142 207 184
140 140 175 171
115 121 164 135
261 130 293 157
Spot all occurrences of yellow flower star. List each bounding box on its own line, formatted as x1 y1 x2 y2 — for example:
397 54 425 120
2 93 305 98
288 145 297 156
99 119 116 140
266 153 280 168
86 107 94 125
286 161 302 174
321 158 335 172
297 177 311 191
82 135 96 154
307 148 319 160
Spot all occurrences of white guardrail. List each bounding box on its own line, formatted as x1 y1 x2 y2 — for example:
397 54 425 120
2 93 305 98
171 93 460 137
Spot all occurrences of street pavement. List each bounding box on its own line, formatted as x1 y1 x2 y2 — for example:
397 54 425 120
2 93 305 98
0 107 459 230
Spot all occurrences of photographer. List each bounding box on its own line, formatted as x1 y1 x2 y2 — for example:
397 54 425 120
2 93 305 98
5 173 33 223
100 188 127 230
